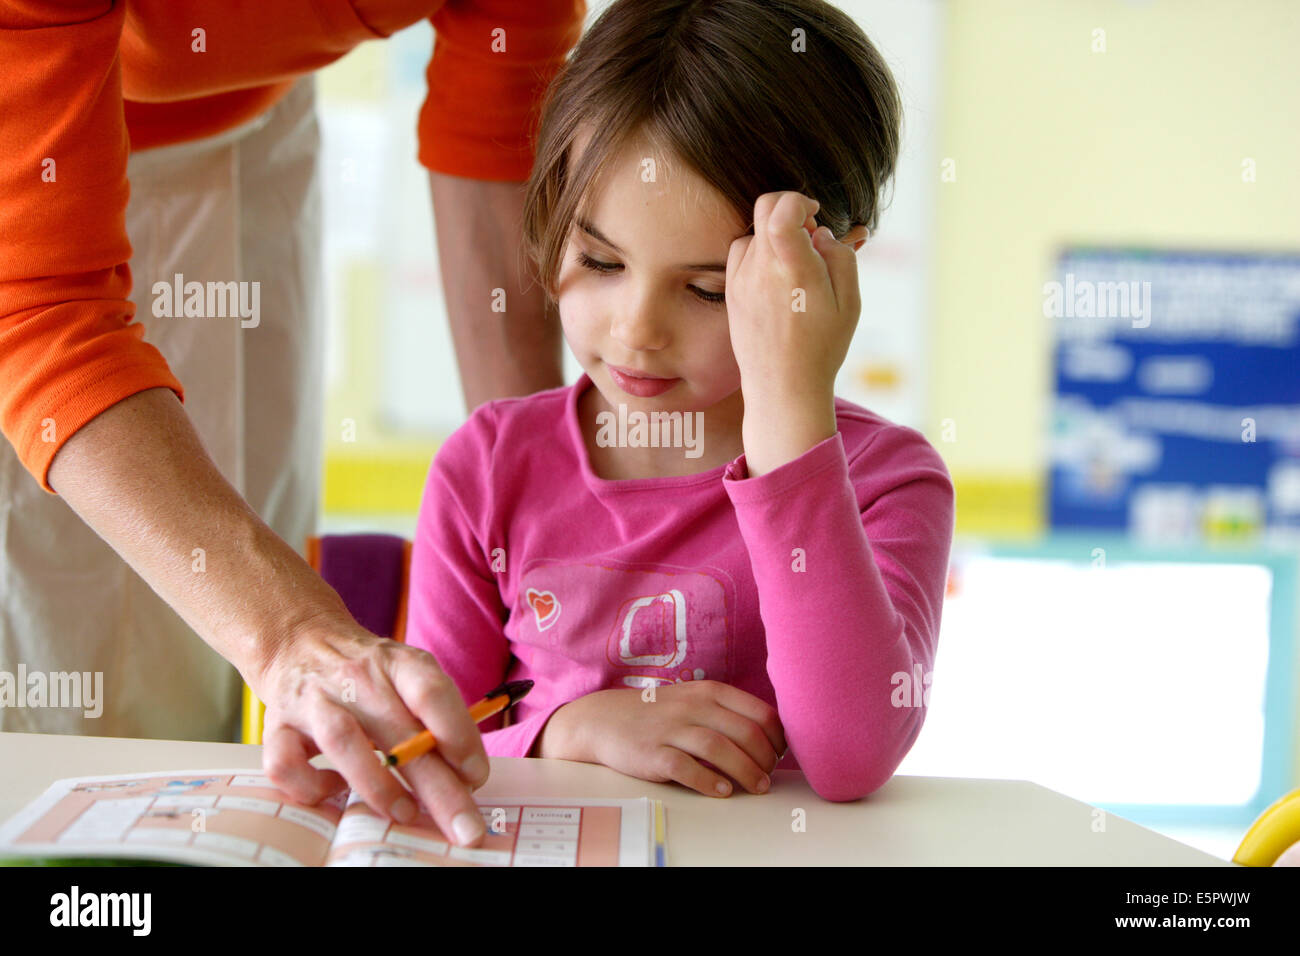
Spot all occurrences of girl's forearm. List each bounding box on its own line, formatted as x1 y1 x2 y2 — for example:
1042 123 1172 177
725 435 951 801
47 387 350 689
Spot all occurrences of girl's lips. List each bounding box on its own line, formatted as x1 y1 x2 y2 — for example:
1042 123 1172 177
607 364 681 398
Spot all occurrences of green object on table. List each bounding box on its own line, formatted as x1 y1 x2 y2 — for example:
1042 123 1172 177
0 856 190 866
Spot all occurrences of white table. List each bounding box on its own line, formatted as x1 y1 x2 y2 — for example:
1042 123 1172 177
0 731 1231 865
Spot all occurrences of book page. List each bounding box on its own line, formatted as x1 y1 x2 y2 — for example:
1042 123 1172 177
325 791 657 867
1 770 665 867
0 770 347 866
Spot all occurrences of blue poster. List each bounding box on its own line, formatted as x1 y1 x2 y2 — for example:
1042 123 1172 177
1048 249 1300 539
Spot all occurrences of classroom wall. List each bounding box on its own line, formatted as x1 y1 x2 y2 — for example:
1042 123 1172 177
932 0 1300 536
315 0 1300 539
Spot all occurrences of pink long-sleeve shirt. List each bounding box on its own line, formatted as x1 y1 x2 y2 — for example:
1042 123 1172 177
406 373 955 802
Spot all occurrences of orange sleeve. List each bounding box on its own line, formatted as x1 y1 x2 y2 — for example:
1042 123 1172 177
0 1 184 495
419 0 586 181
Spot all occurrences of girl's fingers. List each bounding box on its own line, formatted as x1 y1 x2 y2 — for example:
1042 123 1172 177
656 745 736 798
706 681 787 756
671 725 770 794
751 192 779 247
760 193 826 272
752 192 815 256
814 226 862 314
726 233 754 287
695 704 780 774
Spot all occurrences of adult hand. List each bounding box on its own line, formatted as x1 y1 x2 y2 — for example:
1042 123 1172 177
255 612 491 847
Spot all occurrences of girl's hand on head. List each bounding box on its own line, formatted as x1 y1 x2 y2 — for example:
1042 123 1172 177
558 680 787 797
725 191 860 392
725 191 862 476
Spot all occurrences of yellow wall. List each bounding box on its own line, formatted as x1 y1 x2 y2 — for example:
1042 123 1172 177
318 43 437 516
932 0 1300 535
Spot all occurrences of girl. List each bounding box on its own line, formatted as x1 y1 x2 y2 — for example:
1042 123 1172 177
407 0 954 803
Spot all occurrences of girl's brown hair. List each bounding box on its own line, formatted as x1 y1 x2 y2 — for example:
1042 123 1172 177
521 0 903 301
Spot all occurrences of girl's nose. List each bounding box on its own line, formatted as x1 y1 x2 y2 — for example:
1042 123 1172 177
609 298 671 352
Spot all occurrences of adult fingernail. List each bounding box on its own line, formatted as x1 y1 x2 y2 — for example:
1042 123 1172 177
462 754 488 786
391 795 416 824
756 775 770 793
453 811 485 846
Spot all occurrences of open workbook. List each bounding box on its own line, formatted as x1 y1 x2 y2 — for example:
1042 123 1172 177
0 769 667 867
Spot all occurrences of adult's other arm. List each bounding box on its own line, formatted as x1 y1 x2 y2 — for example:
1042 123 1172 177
418 0 586 408
430 171 563 409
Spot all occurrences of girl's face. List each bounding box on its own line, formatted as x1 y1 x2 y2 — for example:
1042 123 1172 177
554 132 749 421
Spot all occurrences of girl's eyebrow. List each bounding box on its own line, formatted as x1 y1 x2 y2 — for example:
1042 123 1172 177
576 217 624 252
576 216 737 273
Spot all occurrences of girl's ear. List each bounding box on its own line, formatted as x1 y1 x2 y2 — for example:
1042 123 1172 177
842 224 869 251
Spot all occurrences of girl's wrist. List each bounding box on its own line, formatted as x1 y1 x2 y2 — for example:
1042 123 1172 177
740 389 837 476
535 698 590 762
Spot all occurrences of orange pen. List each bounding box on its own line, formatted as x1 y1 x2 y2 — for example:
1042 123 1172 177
383 679 534 768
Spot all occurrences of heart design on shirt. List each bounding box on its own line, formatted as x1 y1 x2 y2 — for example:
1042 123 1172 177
525 588 561 631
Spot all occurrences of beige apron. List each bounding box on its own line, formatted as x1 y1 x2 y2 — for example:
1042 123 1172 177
0 76 323 742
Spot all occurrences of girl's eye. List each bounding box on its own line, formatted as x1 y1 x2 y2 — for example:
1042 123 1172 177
577 252 726 306
577 252 620 274
691 286 727 305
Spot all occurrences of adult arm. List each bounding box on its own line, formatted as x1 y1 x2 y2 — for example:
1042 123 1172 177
419 0 585 408
1 3 488 846
429 171 563 409
47 388 490 845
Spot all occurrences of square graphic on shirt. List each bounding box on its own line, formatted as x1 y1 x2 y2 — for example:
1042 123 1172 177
513 561 735 690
